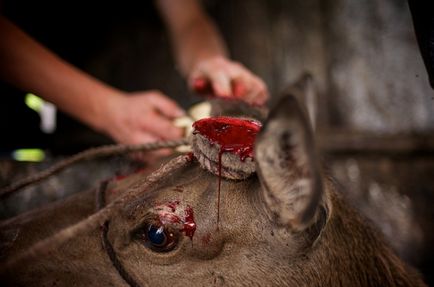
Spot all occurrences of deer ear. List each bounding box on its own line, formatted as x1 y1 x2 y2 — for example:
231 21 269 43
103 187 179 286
255 94 323 231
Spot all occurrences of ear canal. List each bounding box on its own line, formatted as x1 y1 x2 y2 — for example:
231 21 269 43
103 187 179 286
255 93 323 231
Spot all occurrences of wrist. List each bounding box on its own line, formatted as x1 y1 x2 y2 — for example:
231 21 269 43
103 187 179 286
86 87 124 136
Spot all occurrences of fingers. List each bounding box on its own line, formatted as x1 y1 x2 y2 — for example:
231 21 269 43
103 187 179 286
209 70 232 97
234 77 269 106
189 57 268 106
143 92 185 140
227 63 268 105
192 77 213 95
232 80 246 98
190 63 231 98
142 109 184 140
145 91 185 118
127 91 184 140
103 91 186 145
129 132 160 145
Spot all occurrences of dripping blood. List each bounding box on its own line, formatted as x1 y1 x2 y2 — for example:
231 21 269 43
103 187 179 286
193 117 261 161
182 206 196 241
155 202 197 241
193 117 262 226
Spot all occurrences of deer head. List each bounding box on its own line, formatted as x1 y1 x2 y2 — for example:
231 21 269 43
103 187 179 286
0 76 425 286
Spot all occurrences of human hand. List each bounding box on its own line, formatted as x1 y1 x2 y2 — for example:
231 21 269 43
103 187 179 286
99 90 185 145
189 56 268 106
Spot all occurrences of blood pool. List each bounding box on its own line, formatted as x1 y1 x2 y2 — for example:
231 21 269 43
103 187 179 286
192 117 262 225
192 117 261 161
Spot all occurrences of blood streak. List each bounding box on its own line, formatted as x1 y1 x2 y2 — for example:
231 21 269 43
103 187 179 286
156 201 181 225
167 200 180 212
182 206 196 241
155 202 196 240
186 152 195 162
192 117 262 225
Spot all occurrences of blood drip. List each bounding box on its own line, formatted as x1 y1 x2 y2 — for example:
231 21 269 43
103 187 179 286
182 206 196 241
193 117 262 226
156 201 181 225
186 152 195 162
155 202 196 241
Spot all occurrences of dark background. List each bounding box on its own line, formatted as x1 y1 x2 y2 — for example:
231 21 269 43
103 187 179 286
0 0 433 284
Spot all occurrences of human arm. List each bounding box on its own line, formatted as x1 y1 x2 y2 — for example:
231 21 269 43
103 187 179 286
0 16 184 144
156 0 268 105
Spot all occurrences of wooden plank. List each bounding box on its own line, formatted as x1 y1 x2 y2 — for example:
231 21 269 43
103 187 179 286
318 130 434 154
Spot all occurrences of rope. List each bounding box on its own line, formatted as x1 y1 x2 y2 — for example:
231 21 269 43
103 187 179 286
0 154 193 273
97 180 142 287
0 138 189 200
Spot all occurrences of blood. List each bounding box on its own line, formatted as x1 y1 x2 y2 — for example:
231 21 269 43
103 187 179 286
166 200 180 212
114 174 128 181
193 77 247 99
182 206 196 241
158 212 181 225
193 78 212 95
156 201 181 225
186 152 195 162
155 202 196 240
193 117 262 225
217 151 222 227
192 117 261 161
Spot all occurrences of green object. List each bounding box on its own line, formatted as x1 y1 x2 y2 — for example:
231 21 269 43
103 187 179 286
25 93 44 113
12 149 45 162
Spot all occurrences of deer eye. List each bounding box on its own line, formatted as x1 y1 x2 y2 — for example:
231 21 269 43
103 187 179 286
135 223 179 252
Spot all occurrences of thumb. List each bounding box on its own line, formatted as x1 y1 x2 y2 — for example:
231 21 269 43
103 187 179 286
147 92 185 118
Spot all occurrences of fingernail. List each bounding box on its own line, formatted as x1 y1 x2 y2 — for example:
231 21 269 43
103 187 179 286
233 82 246 98
216 86 231 98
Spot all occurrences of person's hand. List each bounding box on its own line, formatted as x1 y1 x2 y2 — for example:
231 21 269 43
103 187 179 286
99 90 185 145
189 56 268 106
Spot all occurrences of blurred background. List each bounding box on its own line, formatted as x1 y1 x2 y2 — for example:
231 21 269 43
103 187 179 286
0 0 433 284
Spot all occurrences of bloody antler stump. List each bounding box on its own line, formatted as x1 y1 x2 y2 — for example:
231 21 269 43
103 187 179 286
191 117 261 180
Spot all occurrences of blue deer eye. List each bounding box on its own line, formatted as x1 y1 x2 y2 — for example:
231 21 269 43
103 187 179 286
147 226 166 246
136 223 179 252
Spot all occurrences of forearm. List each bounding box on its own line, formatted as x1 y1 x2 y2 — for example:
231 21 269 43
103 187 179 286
156 0 228 76
0 16 120 132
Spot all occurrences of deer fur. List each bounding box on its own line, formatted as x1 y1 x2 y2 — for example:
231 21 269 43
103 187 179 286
0 76 426 286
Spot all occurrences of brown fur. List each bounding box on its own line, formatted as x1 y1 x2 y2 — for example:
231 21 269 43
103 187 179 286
0 78 427 286
0 165 425 286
